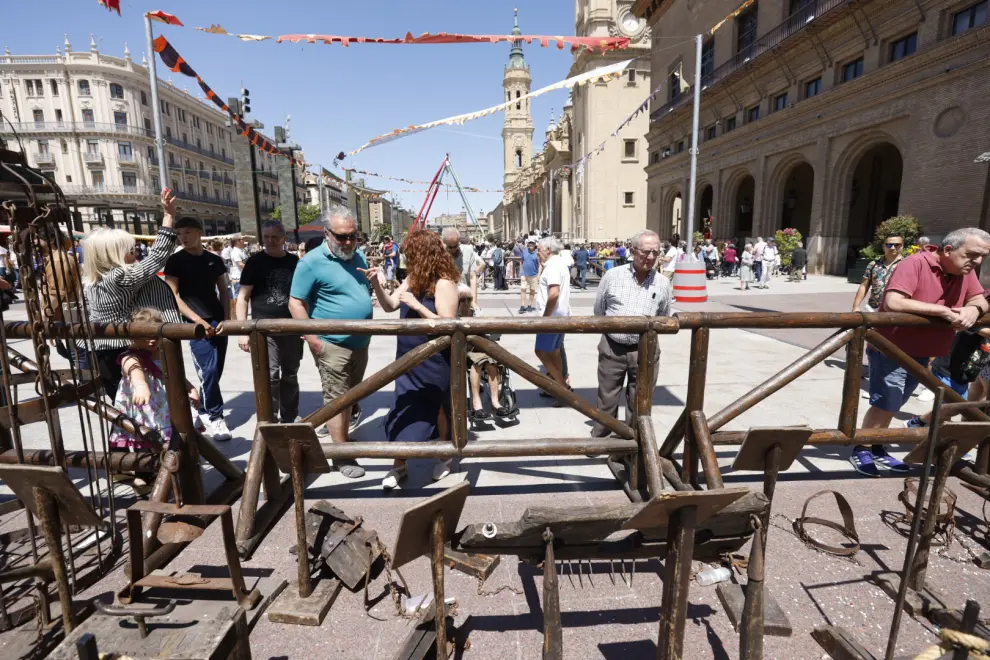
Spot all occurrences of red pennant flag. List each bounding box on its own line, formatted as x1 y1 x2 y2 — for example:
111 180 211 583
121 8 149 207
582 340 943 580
97 0 121 15
146 10 184 26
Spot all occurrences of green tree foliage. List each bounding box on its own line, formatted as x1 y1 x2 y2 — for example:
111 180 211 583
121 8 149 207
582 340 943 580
859 215 922 260
774 228 803 266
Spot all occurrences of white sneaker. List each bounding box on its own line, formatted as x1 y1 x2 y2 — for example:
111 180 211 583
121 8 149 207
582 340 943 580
432 459 452 482
209 417 232 442
382 465 408 490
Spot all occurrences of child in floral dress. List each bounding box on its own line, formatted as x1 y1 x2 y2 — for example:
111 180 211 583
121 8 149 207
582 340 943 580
110 308 201 450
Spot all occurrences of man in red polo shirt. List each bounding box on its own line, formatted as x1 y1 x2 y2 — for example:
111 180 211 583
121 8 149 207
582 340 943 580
850 227 990 477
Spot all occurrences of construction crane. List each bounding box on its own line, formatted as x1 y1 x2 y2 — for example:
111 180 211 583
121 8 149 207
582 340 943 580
413 153 477 231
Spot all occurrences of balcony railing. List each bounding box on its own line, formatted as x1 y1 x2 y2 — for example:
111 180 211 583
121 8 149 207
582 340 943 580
33 152 56 165
164 135 235 165
175 189 238 208
118 152 138 164
198 170 210 179
61 184 158 196
650 0 845 123
3 121 157 138
223 174 234 184
83 152 104 165
258 169 278 180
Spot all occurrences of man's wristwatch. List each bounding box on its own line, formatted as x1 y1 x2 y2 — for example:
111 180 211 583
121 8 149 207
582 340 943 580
969 304 987 316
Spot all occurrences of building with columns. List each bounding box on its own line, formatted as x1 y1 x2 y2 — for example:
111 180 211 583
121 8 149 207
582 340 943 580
633 0 990 274
0 36 240 234
494 4 654 243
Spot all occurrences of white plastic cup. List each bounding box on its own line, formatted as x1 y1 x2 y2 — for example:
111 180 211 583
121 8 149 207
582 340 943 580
695 566 732 586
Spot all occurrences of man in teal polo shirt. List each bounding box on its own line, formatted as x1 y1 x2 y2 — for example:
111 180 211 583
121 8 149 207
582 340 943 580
289 205 372 479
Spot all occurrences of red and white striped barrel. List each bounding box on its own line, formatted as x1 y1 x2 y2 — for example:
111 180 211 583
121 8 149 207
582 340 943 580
672 257 708 303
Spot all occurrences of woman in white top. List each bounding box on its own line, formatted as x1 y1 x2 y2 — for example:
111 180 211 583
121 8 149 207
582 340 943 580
739 244 754 291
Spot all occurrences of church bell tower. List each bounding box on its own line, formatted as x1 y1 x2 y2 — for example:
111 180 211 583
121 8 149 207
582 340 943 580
502 8 534 190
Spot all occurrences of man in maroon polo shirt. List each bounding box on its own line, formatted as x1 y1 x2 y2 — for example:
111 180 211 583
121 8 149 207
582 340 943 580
850 227 990 477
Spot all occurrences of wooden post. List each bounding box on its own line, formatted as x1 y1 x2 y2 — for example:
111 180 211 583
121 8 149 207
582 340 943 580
838 327 865 439
908 440 958 592
542 528 562 660
638 416 664 498
683 328 709 485
250 331 282 496
431 512 448 660
633 331 659 495
688 411 724 489
739 517 765 660
160 338 205 504
762 444 781 544
33 487 76 632
657 505 697 660
450 332 467 452
290 440 311 599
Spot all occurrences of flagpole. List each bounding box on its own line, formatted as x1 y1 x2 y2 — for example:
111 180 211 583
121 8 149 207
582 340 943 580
145 15 168 198
685 34 702 259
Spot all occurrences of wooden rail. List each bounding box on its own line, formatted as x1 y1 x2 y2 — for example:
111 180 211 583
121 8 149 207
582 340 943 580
5 311 989 563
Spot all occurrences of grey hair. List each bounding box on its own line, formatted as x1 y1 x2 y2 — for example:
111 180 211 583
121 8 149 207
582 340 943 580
261 219 286 234
942 228 990 250
441 227 460 242
678 240 687 249
917 236 930 246
630 229 659 250
538 236 562 254
321 203 354 230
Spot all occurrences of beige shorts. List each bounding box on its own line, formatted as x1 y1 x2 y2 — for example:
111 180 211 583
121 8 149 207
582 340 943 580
467 350 494 367
315 341 369 405
521 275 539 294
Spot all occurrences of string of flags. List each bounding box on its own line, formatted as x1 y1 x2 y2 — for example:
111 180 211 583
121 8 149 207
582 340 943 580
344 58 635 157
152 35 298 166
341 168 501 192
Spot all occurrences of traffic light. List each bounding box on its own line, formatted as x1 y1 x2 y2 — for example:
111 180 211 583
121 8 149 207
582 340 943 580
240 88 251 115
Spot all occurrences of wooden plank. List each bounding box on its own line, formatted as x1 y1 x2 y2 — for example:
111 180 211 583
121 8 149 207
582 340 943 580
542 530 562 660
716 584 793 637
450 332 468 451
731 427 813 472
444 549 500 582
392 482 470 570
622 488 750 530
811 625 878 660
458 491 768 549
266 579 342 626
0 464 104 528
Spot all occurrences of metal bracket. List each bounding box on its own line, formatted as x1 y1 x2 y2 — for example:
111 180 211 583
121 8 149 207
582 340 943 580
771 51 797 86
93 599 176 639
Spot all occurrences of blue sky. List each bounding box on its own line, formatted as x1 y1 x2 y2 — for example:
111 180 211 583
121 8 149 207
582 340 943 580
4 0 579 216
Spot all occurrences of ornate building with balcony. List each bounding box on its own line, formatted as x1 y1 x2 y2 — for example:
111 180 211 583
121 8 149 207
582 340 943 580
0 36 239 235
634 0 990 274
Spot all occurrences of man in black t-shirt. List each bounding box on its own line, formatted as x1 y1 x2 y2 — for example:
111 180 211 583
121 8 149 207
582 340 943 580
164 217 232 441
235 220 303 423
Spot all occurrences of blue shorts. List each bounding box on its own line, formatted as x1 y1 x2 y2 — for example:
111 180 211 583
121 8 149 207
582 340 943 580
535 333 564 352
933 368 969 397
868 348 927 413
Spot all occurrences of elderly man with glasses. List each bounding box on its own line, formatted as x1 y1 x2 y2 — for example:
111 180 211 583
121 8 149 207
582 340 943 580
288 205 372 479
442 227 483 313
591 230 672 438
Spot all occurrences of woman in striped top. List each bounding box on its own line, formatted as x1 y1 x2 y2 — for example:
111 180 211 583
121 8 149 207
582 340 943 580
80 189 181 399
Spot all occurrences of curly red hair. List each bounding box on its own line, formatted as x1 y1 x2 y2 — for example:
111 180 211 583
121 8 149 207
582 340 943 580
403 230 460 297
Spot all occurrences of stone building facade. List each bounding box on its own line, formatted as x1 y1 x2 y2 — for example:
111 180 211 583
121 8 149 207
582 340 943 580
495 3 655 243
633 0 990 273
0 37 240 234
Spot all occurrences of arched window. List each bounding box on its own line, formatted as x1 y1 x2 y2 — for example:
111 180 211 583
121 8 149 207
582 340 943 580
515 90 521 110
515 149 522 168
109 83 124 99
78 79 91 96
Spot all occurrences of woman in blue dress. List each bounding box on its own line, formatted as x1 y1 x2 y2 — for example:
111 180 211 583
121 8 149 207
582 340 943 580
365 230 461 490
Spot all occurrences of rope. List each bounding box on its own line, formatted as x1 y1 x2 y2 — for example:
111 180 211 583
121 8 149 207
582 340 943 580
913 628 990 660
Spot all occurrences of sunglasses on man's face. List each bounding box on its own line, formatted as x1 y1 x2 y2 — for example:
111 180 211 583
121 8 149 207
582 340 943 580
327 229 357 243
885 243 903 249
634 248 660 257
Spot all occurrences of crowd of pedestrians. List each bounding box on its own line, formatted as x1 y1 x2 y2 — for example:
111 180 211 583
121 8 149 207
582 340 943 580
36 185 988 489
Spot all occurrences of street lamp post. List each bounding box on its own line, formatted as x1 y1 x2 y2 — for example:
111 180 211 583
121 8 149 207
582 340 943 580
144 16 168 202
